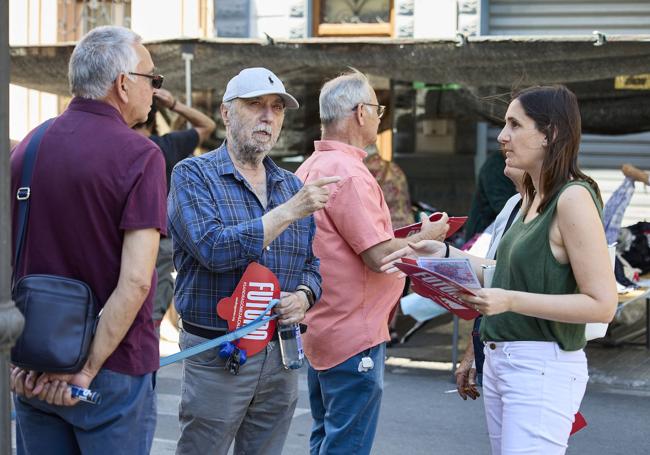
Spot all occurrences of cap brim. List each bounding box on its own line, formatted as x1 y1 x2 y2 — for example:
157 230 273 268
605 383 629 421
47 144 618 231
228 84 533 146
224 89 299 109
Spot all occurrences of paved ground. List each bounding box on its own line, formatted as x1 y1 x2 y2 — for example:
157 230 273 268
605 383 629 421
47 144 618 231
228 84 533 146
586 342 650 390
387 312 650 391
12 314 650 453
150 313 650 454
152 359 650 455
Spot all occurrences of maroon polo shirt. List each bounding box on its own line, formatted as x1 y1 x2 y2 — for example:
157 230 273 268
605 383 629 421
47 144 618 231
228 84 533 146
10 97 167 376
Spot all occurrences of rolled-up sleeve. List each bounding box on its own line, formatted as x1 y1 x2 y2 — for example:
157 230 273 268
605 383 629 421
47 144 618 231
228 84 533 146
168 161 264 272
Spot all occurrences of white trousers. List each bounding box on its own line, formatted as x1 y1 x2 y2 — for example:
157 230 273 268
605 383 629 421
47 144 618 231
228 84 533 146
482 341 588 455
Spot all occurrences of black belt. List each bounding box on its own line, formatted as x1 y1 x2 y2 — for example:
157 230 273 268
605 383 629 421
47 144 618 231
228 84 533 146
182 320 280 341
182 320 227 339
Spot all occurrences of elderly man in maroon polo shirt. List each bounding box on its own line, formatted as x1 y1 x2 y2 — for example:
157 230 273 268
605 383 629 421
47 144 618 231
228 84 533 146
9 26 167 454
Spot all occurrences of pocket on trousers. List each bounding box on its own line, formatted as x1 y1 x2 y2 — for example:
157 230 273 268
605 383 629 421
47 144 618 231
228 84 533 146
179 331 223 367
541 361 586 418
505 355 545 376
570 374 589 414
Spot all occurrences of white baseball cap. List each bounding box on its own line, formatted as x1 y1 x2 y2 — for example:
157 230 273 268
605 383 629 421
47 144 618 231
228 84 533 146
222 67 299 109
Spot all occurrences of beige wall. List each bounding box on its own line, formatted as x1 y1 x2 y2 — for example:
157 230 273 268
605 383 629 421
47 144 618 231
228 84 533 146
10 0 214 142
131 0 212 40
9 0 58 141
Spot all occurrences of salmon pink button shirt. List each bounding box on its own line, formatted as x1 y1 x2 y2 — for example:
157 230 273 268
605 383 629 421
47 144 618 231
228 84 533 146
296 140 405 370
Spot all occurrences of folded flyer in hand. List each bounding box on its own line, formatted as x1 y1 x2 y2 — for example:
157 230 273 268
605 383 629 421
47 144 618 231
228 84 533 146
393 213 467 239
394 257 480 320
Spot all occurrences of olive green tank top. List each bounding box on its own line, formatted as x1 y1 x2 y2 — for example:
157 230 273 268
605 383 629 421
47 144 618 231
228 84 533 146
480 181 602 351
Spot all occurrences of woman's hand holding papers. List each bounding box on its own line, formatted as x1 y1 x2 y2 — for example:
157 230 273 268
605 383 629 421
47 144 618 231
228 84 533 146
460 288 514 316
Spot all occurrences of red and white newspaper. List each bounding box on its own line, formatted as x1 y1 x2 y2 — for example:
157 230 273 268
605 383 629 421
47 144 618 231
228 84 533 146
394 257 480 320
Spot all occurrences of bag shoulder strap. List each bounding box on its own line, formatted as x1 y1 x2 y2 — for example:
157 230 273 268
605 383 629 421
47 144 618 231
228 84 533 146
12 119 55 287
503 199 523 233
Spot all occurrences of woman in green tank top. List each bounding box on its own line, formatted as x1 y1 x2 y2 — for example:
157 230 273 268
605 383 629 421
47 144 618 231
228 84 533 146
382 86 617 454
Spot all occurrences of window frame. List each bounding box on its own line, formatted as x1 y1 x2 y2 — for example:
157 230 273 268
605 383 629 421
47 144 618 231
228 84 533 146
312 0 394 37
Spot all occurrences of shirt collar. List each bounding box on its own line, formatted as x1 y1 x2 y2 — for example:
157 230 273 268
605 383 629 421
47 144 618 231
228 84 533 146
314 140 368 161
214 141 285 183
67 97 127 126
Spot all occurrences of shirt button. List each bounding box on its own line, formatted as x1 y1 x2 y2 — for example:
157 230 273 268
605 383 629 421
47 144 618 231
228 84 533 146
266 246 271 251
489 343 497 350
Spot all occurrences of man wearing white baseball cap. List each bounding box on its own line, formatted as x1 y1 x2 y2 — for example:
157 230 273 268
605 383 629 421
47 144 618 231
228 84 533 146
222 67 300 108
168 67 339 455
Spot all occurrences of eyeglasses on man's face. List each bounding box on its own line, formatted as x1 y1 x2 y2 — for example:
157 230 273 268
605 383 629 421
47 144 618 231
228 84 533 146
352 103 386 119
129 72 164 89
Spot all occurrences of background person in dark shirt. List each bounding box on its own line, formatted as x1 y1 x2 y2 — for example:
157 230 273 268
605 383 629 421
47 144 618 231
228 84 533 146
134 89 216 331
464 151 517 243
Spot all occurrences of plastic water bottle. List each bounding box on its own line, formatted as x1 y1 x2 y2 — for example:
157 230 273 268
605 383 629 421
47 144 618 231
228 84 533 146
277 323 304 369
69 385 102 405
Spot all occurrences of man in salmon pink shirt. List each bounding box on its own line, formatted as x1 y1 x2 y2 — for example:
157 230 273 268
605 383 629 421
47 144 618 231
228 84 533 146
295 70 449 455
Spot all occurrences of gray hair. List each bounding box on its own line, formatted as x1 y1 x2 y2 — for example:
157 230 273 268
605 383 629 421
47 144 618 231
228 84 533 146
319 70 374 125
69 26 142 99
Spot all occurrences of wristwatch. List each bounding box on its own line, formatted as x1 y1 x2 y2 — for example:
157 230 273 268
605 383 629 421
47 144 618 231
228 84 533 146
295 285 315 310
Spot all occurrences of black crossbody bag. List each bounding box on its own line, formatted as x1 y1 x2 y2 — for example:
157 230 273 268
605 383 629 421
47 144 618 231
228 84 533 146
11 119 99 373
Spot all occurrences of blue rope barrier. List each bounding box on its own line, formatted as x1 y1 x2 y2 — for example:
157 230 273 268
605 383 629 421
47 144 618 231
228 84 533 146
159 298 279 368
10 299 280 422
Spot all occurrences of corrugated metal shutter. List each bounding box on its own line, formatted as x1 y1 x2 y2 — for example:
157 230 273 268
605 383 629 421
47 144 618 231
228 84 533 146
484 0 650 223
488 0 650 35
488 129 650 169
487 129 650 225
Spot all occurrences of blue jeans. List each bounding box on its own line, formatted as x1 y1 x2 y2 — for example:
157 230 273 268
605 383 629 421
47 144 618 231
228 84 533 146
14 368 156 455
308 343 385 455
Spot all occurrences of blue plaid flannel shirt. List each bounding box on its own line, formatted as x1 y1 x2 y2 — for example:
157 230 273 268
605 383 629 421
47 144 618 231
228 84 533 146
168 143 321 329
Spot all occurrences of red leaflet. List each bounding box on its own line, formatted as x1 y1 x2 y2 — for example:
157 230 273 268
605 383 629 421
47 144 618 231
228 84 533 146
217 262 279 356
570 411 587 435
393 213 468 239
395 261 480 320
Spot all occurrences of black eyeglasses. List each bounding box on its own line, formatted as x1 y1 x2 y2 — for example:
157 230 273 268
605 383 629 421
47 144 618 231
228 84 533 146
353 103 386 119
129 72 164 89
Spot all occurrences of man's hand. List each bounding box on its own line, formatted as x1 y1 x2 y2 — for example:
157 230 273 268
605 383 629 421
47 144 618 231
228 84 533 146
379 239 447 276
34 367 95 407
418 212 449 241
274 291 309 325
262 176 340 248
455 343 480 401
11 366 96 407
283 176 340 220
153 88 176 110
10 367 42 399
